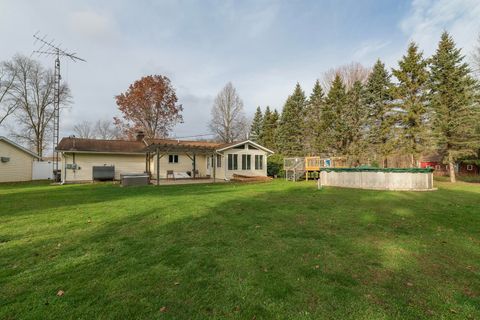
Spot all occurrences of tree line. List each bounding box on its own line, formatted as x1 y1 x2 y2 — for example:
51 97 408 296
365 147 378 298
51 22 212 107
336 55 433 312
248 32 480 182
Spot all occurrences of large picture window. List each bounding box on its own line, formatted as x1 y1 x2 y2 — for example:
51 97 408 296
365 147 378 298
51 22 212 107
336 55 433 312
168 155 179 163
255 155 263 170
242 154 251 170
228 154 238 170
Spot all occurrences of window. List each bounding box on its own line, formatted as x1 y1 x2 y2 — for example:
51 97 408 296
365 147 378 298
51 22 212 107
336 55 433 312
241 154 251 170
255 155 264 170
467 164 473 171
168 155 179 163
216 155 222 168
228 154 238 170
435 164 441 170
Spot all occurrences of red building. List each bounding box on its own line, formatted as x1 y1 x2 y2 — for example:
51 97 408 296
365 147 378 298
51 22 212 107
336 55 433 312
419 154 448 176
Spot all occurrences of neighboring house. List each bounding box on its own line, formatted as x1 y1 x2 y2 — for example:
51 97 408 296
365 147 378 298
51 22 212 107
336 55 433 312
56 133 274 183
419 153 480 176
419 153 448 176
458 160 480 176
0 136 40 183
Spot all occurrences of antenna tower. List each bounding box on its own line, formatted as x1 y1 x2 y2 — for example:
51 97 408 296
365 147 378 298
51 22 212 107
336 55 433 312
33 32 86 181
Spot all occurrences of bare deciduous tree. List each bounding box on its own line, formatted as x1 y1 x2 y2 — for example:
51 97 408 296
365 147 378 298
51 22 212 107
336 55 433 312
94 119 122 139
209 82 248 143
73 120 95 138
321 62 371 91
5 55 71 157
0 62 17 126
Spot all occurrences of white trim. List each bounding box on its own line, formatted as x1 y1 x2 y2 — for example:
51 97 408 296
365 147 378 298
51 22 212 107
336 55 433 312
0 136 40 159
216 140 274 154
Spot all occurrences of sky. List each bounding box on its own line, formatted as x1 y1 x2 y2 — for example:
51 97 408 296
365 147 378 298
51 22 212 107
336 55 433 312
0 0 479 141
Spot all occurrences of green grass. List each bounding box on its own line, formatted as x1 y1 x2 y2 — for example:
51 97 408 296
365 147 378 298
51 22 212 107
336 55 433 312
1 180 479 319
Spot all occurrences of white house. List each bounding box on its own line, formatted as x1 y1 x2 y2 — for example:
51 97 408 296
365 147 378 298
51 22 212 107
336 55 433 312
56 133 274 183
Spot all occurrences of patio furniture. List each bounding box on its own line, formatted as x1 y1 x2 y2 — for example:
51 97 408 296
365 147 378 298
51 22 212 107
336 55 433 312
166 170 175 180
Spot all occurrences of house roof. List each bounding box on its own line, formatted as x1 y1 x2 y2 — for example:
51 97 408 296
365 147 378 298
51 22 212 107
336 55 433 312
0 136 40 159
216 140 274 154
56 137 274 155
419 153 443 162
56 137 146 154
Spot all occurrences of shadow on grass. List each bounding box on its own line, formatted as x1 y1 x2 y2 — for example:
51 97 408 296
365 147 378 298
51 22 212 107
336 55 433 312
1 181 479 319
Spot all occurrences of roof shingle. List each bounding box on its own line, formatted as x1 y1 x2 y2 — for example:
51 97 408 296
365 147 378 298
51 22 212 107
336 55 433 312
56 138 146 153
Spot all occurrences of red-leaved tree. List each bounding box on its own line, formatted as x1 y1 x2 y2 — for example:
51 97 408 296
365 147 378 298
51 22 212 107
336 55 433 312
114 75 183 139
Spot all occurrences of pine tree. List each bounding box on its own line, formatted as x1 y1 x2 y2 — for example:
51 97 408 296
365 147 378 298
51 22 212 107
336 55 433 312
276 83 307 156
320 74 347 155
305 79 325 155
259 106 278 150
364 59 396 167
345 80 368 164
392 42 430 167
249 106 263 141
429 32 480 182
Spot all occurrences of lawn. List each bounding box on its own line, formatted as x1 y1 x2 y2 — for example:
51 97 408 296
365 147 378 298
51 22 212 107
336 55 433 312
1 180 479 319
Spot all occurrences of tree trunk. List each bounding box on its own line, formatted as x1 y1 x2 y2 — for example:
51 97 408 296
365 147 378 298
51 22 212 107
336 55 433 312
448 157 456 183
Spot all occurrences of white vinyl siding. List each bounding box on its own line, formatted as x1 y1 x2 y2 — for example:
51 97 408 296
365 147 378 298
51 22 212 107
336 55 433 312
0 140 36 182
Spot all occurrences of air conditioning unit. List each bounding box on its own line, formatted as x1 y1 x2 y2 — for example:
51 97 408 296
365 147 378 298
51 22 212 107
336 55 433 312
1 157 10 163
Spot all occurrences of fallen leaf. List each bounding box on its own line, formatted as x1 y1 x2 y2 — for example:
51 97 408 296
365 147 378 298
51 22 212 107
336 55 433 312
450 308 458 314
56 290 64 297
315 265 320 269
406 282 413 287
160 306 167 312
174 282 180 286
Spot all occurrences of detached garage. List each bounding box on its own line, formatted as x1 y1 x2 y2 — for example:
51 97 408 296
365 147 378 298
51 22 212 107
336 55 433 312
0 136 40 183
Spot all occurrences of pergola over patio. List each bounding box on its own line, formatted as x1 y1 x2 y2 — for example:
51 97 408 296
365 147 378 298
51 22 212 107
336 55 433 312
143 139 225 185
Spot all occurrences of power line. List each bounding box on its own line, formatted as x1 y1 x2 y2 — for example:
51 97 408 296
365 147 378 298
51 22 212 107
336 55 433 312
172 133 215 139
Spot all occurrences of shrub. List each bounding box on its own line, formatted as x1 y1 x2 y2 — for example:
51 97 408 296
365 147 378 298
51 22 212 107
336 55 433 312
267 154 284 177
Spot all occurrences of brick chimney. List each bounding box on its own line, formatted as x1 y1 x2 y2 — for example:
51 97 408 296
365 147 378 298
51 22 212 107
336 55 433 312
136 131 145 141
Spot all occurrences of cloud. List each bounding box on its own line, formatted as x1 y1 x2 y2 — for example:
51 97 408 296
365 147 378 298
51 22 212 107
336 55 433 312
69 10 118 42
400 0 480 55
353 40 391 60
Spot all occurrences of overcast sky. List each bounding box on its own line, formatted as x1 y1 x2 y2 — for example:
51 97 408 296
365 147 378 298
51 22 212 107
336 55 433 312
1 0 479 140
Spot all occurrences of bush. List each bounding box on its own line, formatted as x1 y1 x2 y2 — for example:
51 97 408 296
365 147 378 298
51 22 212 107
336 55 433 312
267 154 284 177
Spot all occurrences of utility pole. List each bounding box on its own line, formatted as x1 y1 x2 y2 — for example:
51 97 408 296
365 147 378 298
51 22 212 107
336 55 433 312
33 32 85 181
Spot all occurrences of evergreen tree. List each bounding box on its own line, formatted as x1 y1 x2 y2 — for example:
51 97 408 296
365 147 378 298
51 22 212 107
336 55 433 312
345 80 368 163
429 32 480 182
305 79 325 155
320 74 348 155
276 83 307 156
249 106 263 141
392 42 431 167
364 59 396 167
259 106 278 150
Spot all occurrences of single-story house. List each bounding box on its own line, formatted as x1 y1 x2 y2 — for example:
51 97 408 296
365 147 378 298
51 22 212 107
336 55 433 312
458 160 480 176
419 153 448 176
0 136 40 183
419 153 480 176
56 133 274 183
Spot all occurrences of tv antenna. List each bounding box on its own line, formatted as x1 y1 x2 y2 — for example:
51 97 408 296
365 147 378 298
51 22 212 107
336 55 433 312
33 31 86 181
